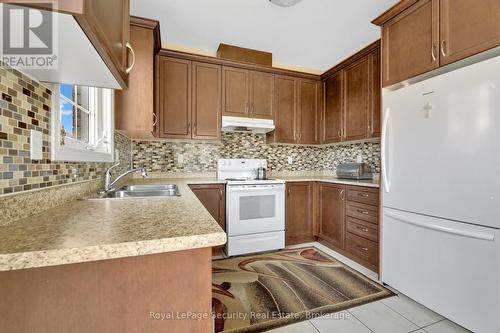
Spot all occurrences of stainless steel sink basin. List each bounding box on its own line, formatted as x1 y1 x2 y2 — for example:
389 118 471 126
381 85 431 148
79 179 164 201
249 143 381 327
121 184 178 191
96 184 180 199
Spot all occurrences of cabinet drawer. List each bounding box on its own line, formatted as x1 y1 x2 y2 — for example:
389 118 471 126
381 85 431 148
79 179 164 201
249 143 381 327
346 232 379 267
346 202 379 224
347 186 379 206
346 217 379 243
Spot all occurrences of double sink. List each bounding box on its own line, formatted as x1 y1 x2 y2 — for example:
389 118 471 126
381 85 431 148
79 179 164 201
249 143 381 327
99 184 180 199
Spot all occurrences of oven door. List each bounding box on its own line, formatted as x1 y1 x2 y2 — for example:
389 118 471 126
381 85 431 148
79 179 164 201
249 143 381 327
226 183 285 236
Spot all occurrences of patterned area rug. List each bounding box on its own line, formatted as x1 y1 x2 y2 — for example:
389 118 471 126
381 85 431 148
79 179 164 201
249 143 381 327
212 247 394 333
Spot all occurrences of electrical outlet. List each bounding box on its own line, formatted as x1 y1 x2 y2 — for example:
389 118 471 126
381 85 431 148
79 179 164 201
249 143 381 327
287 156 293 165
177 153 184 164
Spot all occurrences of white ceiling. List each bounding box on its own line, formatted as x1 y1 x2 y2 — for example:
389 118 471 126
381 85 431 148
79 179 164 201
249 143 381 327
130 0 397 74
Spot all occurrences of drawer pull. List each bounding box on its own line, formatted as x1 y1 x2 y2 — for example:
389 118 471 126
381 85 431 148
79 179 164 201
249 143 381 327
357 209 369 215
358 246 369 252
357 226 369 232
357 193 370 197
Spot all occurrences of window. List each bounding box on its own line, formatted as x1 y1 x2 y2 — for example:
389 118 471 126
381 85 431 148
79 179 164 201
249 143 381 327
51 84 114 162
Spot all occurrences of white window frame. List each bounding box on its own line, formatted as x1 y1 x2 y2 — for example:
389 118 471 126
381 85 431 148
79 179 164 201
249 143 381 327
50 83 114 163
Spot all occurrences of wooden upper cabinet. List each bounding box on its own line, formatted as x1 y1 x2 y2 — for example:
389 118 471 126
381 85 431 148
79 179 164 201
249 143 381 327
274 76 298 143
250 71 275 119
84 0 131 77
115 19 159 139
286 182 314 245
323 72 343 144
381 0 439 86
318 183 346 249
440 0 500 66
369 49 382 137
22 0 131 89
344 57 370 141
298 80 319 144
222 67 250 117
192 62 222 140
157 56 192 139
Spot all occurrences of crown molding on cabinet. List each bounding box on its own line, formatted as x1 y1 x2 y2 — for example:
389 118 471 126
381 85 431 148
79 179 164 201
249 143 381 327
158 49 321 81
321 40 381 80
371 0 419 26
130 16 162 54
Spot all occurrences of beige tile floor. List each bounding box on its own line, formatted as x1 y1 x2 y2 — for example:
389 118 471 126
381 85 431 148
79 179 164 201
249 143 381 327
261 242 472 333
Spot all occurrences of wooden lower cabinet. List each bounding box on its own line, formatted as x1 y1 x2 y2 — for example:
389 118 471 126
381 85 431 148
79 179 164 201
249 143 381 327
285 182 314 245
314 182 380 273
318 183 346 249
0 248 212 333
189 184 225 230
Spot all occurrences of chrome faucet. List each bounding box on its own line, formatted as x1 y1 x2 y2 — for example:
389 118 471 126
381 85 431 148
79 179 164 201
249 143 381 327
104 163 148 192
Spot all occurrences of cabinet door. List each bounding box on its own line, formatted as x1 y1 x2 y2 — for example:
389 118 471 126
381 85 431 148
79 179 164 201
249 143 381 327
318 183 345 249
157 56 192 139
322 72 343 144
382 0 439 86
440 0 500 66
286 182 314 245
298 80 319 144
369 49 381 137
344 57 370 141
192 62 221 140
274 76 298 143
189 184 225 230
79 0 131 88
222 67 250 117
250 71 274 119
115 24 155 138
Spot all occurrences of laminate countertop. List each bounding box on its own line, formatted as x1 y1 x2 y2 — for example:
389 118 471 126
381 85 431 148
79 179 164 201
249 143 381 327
0 178 226 272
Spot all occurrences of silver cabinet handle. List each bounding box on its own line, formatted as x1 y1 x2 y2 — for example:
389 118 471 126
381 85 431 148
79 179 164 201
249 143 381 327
357 226 369 232
152 113 157 126
431 43 437 62
338 129 341 138
357 209 369 215
340 189 345 201
357 193 369 197
358 246 369 252
440 40 447 57
125 42 135 74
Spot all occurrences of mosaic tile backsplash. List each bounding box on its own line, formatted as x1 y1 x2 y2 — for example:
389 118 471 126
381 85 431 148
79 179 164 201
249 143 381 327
0 63 131 195
132 133 380 174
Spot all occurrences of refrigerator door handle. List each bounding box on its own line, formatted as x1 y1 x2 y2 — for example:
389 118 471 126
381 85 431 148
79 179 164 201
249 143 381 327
381 107 391 193
385 211 495 241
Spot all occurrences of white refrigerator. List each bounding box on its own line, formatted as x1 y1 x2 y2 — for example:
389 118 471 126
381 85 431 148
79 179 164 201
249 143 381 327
381 55 500 333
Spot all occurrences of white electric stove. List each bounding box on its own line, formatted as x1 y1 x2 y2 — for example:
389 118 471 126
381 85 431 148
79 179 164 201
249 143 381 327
217 159 285 256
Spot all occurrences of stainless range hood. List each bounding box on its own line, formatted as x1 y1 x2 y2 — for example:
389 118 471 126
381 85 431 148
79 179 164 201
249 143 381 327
221 116 275 134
